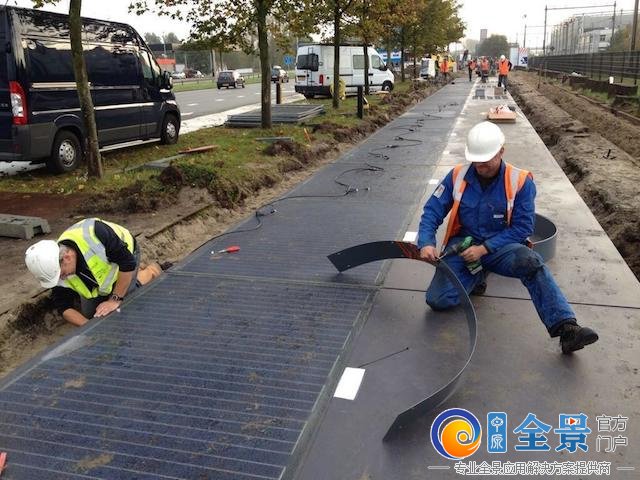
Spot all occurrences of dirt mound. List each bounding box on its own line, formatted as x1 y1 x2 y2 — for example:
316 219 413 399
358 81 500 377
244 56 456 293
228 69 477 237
511 72 640 279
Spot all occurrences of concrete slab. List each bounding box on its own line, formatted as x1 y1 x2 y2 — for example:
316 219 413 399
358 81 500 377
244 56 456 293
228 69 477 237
0 214 51 240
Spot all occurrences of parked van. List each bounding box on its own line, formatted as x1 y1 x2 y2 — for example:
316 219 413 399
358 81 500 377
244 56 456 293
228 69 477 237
0 6 180 173
295 44 394 99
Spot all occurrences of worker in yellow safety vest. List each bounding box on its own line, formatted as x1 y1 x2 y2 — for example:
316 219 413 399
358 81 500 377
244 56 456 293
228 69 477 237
417 122 599 354
25 218 163 326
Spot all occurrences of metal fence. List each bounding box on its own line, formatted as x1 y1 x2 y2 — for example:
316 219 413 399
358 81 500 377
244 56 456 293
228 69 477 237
529 51 640 85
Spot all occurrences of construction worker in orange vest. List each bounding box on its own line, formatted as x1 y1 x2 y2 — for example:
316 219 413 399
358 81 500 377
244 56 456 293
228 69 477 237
440 55 450 83
480 57 490 83
468 58 476 82
498 54 513 92
417 122 599 354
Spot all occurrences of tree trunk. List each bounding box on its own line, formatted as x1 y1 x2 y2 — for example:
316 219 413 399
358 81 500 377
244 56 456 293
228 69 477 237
69 0 102 178
256 0 271 128
333 2 341 109
400 28 405 82
386 35 392 72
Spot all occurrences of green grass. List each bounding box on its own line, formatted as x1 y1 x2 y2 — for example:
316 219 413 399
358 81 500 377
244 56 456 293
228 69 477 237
0 81 415 203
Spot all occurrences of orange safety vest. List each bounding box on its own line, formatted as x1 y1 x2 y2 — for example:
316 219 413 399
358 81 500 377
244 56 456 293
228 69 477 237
440 59 449 73
440 162 533 253
481 59 489 72
499 59 510 75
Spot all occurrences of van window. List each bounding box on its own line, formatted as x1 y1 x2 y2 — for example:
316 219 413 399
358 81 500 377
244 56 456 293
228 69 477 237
371 55 382 69
84 21 136 45
26 39 74 83
352 54 364 69
0 13 7 85
85 45 139 86
296 53 318 71
140 50 154 82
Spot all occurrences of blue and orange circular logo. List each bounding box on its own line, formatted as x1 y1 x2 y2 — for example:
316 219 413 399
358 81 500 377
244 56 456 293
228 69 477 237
431 408 482 460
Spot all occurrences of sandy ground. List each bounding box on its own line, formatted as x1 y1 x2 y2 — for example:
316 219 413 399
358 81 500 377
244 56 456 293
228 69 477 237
510 71 640 280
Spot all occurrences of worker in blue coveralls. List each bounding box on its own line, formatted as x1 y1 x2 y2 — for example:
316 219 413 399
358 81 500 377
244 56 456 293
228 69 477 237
417 121 599 354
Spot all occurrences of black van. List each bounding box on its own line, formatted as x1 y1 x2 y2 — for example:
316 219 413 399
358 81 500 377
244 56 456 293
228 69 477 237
0 7 180 173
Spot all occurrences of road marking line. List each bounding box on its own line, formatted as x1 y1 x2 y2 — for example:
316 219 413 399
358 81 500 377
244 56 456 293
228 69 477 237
182 112 194 117
215 99 224 102
237 95 245 98
187 103 198 106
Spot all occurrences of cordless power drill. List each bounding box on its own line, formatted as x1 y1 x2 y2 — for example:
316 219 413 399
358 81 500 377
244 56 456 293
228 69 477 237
439 236 483 275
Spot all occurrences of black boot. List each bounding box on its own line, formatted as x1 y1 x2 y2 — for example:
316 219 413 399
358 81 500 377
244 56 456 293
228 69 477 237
559 322 599 354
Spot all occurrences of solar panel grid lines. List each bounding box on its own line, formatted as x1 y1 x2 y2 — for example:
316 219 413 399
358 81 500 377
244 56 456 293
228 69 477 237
0 86 469 479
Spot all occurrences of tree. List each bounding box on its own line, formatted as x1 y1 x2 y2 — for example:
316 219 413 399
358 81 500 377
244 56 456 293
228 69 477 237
144 32 162 44
33 0 102 178
164 32 180 44
608 25 640 52
130 1 299 129
477 34 509 58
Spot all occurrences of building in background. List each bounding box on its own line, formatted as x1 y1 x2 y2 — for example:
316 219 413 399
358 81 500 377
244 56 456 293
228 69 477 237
548 12 634 54
480 29 488 43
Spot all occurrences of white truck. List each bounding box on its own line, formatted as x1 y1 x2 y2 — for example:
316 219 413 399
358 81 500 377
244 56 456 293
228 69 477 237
294 44 395 98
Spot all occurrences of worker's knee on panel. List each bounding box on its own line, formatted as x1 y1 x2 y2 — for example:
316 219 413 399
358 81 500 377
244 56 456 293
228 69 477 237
512 246 545 279
425 289 460 311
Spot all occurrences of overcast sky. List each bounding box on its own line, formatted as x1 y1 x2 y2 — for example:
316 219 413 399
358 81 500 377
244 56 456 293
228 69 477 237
9 0 640 49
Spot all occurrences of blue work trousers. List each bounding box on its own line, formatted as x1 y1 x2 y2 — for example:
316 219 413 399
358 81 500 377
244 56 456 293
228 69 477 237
425 238 575 336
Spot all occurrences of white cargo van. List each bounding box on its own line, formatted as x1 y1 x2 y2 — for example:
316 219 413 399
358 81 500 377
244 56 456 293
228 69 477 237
294 44 394 99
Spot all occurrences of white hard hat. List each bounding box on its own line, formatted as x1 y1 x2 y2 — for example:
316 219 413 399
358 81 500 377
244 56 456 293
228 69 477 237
465 121 505 163
500 55 506 60
25 240 61 288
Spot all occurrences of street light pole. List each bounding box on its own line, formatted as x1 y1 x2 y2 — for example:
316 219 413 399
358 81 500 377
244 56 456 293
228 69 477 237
543 5 548 55
523 14 528 48
632 0 639 50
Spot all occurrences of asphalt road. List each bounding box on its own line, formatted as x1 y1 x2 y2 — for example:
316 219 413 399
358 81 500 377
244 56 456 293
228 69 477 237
175 81 298 120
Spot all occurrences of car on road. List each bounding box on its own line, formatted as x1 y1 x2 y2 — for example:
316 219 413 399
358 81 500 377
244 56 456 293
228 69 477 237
271 66 289 83
171 71 186 79
185 69 205 78
217 70 245 89
0 6 180 173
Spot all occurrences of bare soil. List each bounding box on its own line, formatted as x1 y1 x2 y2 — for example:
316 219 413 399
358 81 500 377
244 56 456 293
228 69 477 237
0 81 443 378
510 71 640 280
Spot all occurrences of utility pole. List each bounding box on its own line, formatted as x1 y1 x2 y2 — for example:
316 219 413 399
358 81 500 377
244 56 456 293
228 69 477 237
543 5 548 55
611 1 616 46
632 0 639 51
523 14 528 48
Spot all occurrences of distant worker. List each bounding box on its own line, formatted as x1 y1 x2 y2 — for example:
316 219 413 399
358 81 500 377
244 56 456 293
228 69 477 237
498 54 513 92
440 55 450 83
25 218 162 326
434 55 440 81
480 56 490 83
468 58 477 82
418 122 599 354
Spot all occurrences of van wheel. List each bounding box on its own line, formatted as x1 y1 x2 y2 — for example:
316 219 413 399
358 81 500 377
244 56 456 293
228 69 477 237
160 114 179 145
47 130 82 174
304 93 314 99
382 81 393 92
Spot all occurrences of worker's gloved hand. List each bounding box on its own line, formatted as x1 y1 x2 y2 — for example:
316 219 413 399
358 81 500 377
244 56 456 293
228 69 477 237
94 299 122 318
460 245 488 263
419 245 438 263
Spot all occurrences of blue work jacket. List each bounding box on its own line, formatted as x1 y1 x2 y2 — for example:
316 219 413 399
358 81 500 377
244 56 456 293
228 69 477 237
417 161 536 252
